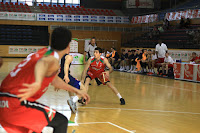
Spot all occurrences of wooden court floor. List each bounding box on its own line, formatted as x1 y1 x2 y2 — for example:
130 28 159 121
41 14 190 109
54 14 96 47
1 58 200 133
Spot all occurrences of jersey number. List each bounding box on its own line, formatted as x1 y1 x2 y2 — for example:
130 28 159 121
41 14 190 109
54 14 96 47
10 55 32 77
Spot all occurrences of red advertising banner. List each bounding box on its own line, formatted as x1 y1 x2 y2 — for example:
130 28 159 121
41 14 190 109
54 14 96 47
184 64 194 80
197 65 200 82
173 63 181 78
165 9 200 21
131 14 158 24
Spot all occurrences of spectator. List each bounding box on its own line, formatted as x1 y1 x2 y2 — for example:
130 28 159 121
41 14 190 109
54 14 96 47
127 50 136 73
109 47 119 68
158 26 164 33
134 49 142 72
189 52 199 63
163 19 170 30
179 18 185 29
125 50 133 72
101 48 106 57
119 49 128 71
140 49 148 73
155 40 168 74
161 53 174 77
147 49 152 72
185 18 191 28
84 37 97 64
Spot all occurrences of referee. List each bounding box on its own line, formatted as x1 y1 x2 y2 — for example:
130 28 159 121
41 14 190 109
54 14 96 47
84 37 97 64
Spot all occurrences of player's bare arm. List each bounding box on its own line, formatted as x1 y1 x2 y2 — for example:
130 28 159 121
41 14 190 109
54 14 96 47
104 58 113 74
81 58 91 82
17 56 59 101
64 55 73 83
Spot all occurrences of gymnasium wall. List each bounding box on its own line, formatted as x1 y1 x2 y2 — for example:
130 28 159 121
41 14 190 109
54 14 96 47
0 19 132 57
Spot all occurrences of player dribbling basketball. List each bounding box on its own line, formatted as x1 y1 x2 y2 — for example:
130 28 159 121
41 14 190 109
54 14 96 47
81 47 125 105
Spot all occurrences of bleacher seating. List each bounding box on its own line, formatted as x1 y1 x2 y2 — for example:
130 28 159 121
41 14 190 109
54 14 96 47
0 2 32 13
39 4 116 16
124 25 200 49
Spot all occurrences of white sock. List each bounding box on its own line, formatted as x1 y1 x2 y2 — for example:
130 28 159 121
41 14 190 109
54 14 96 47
72 96 79 103
117 93 122 99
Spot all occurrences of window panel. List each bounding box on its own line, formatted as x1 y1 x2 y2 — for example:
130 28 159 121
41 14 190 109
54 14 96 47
52 0 57 3
11 0 17 2
44 0 50 3
59 0 64 3
65 0 72 3
26 1 33 6
18 0 26 2
72 0 79 4
37 0 43 2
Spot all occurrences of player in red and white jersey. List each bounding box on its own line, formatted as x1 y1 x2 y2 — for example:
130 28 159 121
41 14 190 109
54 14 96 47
81 47 125 105
0 27 90 133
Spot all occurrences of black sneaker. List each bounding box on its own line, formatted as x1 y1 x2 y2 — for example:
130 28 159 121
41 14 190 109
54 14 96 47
78 98 86 105
120 98 125 105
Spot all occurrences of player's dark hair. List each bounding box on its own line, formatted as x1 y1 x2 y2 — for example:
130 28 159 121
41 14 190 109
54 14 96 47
192 52 197 55
95 47 102 53
51 27 72 51
91 37 96 40
142 49 147 53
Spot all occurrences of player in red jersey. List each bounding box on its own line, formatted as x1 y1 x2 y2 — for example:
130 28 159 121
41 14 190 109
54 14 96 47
81 47 125 105
0 27 90 133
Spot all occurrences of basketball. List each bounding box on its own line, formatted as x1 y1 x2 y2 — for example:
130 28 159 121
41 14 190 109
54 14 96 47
0 57 3 68
98 72 109 83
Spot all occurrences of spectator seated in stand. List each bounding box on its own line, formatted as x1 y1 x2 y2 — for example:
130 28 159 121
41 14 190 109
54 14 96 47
161 52 174 77
118 49 128 71
127 50 137 73
189 52 199 64
108 47 119 69
147 50 158 75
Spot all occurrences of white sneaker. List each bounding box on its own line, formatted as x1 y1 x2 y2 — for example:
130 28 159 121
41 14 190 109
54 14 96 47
127 69 132 73
67 98 77 114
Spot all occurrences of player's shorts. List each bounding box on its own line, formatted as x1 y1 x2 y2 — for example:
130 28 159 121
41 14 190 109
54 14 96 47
157 58 165 63
68 74 81 89
86 71 110 85
0 92 56 133
58 72 81 90
168 64 173 68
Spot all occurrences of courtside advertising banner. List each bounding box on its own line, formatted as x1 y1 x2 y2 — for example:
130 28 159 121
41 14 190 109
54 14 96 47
0 12 36 21
184 64 194 80
9 46 44 54
37 13 129 23
70 38 78 53
69 53 84 65
131 14 158 24
197 65 200 82
165 9 200 21
173 63 181 79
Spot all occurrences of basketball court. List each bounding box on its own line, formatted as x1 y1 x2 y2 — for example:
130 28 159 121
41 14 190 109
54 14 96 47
1 58 200 133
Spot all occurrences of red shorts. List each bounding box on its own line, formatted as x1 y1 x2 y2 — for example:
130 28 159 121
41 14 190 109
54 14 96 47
87 71 110 85
168 64 173 68
157 58 165 63
0 93 56 133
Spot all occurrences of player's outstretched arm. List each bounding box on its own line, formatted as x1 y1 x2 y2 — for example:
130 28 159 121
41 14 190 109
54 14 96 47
52 76 90 104
64 55 73 83
17 56 57 101
104 58 113 74
81 58 91 82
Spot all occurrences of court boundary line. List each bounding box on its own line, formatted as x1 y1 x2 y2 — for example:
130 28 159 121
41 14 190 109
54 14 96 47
114 75 200 93
78 107 200 115
78 121 135 133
